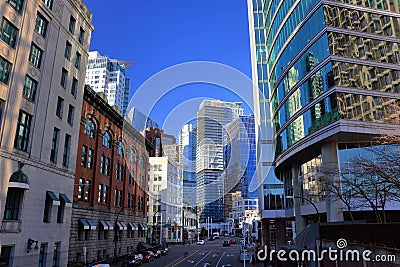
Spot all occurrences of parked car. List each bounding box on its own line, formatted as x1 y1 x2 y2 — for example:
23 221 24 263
212 232 220 239
197 239 205 245
94 264 110 267
229 239 236 244
161 248 169 255
124 254 142 267
223 240 230 247
142 251 154 263
152 249 161 258
208 236 215 241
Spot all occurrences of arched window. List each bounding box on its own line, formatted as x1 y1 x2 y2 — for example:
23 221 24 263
102 131 111 148
84 119 95 138
139 156 144 169
130 149 135 163
117 141 124 156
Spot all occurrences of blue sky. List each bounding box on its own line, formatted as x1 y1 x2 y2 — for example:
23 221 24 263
83 0 253 136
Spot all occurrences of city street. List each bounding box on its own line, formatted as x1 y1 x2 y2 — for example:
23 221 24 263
143 237 263 267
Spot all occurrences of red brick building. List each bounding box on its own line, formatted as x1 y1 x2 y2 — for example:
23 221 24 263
68 86 149 265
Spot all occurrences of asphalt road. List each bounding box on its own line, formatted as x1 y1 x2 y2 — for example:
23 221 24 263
144 237 263 267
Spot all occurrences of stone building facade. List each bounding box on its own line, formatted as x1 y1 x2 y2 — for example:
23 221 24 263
0 0 93 266
68 86 149 266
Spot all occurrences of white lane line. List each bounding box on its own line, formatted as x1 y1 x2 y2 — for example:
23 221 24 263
216 251 226 267
194 251 212 267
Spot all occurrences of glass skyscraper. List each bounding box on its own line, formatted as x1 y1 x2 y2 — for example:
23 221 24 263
196 100 244 222
179 124 197 208
249 0 400 245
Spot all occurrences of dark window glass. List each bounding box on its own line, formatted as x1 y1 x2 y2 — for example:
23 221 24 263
22 75 38 101
14 110 32 151
43 0 53 9
0 245 13 267
81 145 87 167
78 178 84 200
0 56 12 84
102 131 111 147
29 43 43 68
52 243 60 267
64 41 71 60
85 180 91 201
3 188 23 220
71 77 78 96
50 127 60 163
60 68 68 88
34 12 48 37
74 52 81 69
78 27 84 44
67 105 74 125
38 243 47 267
55 97 63 118
87 149 94 169
62 134 71 167
68 16 75 34
1 17 18 48
6 0 24 14
57 195 65 223
84 120 95 138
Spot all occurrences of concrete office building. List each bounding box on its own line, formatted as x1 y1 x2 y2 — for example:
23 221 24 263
68 86 149 265
179 124 197 208
248 0 400 246
196 100 243 222
148 157 183 244
0 0 93 266
85 51 132 116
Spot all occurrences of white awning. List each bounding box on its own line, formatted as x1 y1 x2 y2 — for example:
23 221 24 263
59 193 72 208
47 191 60 206
86 219 97 230
128 222 138 230
106 221 114 231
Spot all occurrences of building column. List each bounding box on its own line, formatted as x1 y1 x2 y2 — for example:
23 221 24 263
321 142 344 222
292 163 306 235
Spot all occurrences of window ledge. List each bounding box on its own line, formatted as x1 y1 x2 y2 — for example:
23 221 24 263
1 220 21 233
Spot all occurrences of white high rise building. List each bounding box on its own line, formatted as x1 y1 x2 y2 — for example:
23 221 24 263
85 51 131 116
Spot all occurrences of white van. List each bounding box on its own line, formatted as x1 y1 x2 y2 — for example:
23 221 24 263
212 232 220 239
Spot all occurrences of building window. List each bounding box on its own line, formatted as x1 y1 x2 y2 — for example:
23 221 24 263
57 194 69 223
3 188 24 220
81 145 87 167
60 68 68 88
116 162 120 181
78 27 85 44
117 141 124 156
67 105 74 125
29 43 43 68
84 119 95 138
84 180 91 201
98 184 103 204
1 17 18 48
105 157 110 176
130 149 135 163
0 99 4 129
78 178 84 200
119 164 124 181
22 75 38 101
100 155 104 174
0 245 13 267
0 56 12 85
102 131 111 148
62 134 71 167
103 185 108 205
34 12 48 37
50 127 60 163
87 149 94 169
70 77 78 97
55 96 63 118
52 243 60 267
43 0 53 9
14 110 32 152
6 0 24 14
43 191 59 223
64 41 71 60
68 16 75 34
74 52 81 69
38 243 47 267
140 156 144 169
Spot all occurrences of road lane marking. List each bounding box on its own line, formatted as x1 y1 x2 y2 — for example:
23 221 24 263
167 250 198 267
216 252 226 267
193 251 212 267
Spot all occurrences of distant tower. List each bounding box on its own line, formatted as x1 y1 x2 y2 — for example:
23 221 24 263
179 124 197 207
85 51 132 116
196 100 244 222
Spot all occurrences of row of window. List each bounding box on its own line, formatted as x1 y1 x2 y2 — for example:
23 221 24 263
49 127 72 167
